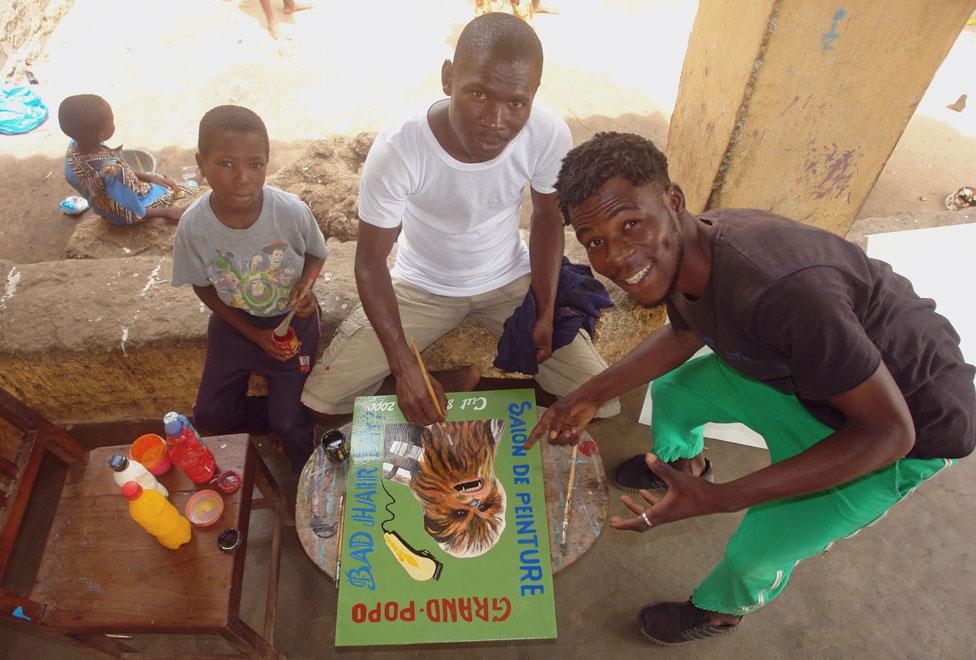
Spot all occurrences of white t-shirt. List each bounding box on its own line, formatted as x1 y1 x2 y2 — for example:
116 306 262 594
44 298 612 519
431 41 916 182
171 186 328 317
358 103 571 296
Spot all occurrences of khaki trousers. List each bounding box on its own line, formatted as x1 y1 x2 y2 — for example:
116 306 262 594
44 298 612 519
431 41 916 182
301 274 619 417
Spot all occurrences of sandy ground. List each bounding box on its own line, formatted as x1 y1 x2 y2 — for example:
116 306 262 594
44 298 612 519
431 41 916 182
1 0 973 264
2 4 976 658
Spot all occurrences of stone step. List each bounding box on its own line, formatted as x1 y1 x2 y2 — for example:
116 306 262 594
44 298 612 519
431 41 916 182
0 234 663 425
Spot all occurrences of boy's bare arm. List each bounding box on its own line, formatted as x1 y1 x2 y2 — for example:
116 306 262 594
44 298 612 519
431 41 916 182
193 284 293 361
355 220 446 426
136 171 181 190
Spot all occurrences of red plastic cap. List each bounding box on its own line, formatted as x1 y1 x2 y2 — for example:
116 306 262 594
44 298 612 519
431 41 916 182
121 481 143 500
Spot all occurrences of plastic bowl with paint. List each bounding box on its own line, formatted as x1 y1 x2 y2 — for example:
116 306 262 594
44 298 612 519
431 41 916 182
185 489 224 527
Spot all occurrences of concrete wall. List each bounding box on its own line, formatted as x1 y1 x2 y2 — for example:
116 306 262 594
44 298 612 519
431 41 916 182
668 0 976 235
0 0 72 78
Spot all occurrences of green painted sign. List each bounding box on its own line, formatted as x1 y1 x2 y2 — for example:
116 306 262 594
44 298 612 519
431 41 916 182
335 389 557 646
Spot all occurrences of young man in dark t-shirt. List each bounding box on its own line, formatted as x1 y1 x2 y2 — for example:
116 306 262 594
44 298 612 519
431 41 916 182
527 132 975 645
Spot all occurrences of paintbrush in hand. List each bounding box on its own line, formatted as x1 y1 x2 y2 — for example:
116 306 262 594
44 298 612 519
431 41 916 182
273 270 318 337
410 337 445 418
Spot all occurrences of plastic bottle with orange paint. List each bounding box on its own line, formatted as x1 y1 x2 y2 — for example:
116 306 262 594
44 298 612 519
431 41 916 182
121 481 192 549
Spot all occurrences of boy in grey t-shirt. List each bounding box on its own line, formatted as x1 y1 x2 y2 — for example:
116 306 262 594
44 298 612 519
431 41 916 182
172 105 328 470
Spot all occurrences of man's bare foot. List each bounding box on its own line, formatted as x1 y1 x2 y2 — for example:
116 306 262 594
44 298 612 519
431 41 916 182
267 22 280 39
672 453 708 478
432 365 481 393
707 610 742 627
283 2 313 14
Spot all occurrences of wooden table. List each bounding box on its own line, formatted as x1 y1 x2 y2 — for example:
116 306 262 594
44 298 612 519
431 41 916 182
30 434 287 658
295 424 609 582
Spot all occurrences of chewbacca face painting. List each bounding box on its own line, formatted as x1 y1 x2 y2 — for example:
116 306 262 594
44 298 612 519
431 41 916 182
411 420 507 558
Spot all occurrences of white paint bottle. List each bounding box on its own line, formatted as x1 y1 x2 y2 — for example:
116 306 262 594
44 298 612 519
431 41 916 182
109 453 169 498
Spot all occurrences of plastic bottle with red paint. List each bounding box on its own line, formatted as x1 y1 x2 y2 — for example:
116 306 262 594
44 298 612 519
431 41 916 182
163 412 217 485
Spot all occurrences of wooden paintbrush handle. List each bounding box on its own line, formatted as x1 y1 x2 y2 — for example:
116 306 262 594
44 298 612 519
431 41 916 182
560 444 579 545
275 270 320 337
297 269 319 301
410 338 444 418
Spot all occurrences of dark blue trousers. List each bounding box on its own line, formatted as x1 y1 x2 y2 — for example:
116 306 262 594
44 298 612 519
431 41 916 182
193 308 320 471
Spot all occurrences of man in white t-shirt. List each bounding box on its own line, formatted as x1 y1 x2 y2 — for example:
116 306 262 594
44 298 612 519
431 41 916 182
301 12 618 425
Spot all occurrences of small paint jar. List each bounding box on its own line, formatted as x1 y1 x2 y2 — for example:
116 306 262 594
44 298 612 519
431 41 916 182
271 326 301 356
217 528 242 554
321 429 348 464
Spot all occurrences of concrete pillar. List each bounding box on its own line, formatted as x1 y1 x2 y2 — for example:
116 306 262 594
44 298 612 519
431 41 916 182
666 0 976 235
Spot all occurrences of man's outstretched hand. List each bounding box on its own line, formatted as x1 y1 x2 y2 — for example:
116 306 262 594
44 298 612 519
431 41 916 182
610 453 725 532
526 389 598 449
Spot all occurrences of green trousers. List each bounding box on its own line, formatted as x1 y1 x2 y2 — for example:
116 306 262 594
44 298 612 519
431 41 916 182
650 354 951 615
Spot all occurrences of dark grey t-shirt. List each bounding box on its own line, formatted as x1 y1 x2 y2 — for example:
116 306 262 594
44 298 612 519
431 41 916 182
667 209 975 459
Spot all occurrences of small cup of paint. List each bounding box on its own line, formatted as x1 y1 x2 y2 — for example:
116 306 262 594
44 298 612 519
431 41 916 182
185 489 224 527
130 433 172 476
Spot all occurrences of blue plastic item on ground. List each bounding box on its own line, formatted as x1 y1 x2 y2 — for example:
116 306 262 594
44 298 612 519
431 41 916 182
60 195 90 215
0 86 49 135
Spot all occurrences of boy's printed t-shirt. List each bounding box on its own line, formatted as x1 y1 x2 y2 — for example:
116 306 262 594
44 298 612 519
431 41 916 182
358 102 572 297
171 186 328 317
665 208 976 460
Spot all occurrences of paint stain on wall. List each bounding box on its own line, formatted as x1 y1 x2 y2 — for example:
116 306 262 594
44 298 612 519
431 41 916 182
821 8 848 52
0 266 20 312
803 142 858 200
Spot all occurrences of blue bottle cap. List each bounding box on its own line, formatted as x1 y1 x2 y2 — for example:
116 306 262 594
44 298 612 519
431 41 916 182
164 416 183 436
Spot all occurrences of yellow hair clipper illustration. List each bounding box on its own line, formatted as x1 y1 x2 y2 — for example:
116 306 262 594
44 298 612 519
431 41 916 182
384 529 443 582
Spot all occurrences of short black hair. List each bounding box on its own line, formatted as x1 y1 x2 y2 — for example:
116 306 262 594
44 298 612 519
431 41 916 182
197 105 270 157
555 132 671 224
58 94 111 143
454 12 543 75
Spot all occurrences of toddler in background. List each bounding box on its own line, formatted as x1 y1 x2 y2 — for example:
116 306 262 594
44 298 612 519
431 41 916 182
58 94 195 226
